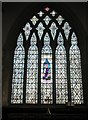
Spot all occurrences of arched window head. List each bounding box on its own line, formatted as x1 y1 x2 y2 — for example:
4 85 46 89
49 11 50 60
30 33 37 45
17 33 23 45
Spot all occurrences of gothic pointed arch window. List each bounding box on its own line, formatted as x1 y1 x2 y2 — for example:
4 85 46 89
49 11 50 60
69 32 83 104
11 7 84 105
26 33 38 104
55 33 68 104
41 33 53 104
11 33 25 104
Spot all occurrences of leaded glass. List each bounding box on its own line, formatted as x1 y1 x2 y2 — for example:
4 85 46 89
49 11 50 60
31 16 38 25
43 16 51 25
23 22 32 40
50 10 57 16
26 33 38 104
45 7 50 12
56 15 64 25
49 22 58 40
41 33 53 104
55 33 68 104
36 22 45 40
11 33 25 103
69 32 83 104
37 11 44 17
11 8 84 105
62 22 71 40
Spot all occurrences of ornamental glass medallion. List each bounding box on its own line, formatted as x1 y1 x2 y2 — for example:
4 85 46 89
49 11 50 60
36 22 45 40
49 22 58 40
23 23 32 41
62 22 71 40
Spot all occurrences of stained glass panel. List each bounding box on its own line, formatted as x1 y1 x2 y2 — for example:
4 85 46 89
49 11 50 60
50 10 57 16
11 8 84 105
41 33 53 104
56 15 64 25
37 11 44 17
55 33 68 104
31 16 38 25
36 22 45 40
49 22 58 40
43 16 51 25
26 33 38 104
11 33 25 103
69 32 83 104
23 22 32 41
62 22 71 40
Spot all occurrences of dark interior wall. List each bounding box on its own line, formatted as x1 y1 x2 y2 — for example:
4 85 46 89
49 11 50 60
2 2 88 107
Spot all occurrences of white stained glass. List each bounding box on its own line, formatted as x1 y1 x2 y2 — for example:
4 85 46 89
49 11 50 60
50 10 57 16
36 22 45 40
31 16 38 25
26 33 38 104
56 15 64 25
11 33 25 104
23 22 32 40
49 22 58 40
69 32 83 104
45 7 50 12
55 33 68 104
37 11 44 17
41 33 53 104
43 16 51 25
62 22 71 40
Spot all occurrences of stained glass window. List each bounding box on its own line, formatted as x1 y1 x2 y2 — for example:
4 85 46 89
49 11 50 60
41 33 53 104
69 32 84 104
26 33 38 104
55 33 68 104
11 33 25 103
11 8 84 105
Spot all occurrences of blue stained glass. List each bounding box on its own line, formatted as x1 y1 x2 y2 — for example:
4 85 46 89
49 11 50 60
43 59 51 80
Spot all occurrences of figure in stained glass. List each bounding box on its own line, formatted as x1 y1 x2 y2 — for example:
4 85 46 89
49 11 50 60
43 58 51 80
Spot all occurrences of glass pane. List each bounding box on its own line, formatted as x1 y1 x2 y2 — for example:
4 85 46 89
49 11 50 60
55 33 68 104
11 33 25 104
41 33 53 104
70 32 83 104
26 33 38 104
